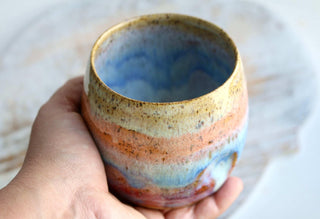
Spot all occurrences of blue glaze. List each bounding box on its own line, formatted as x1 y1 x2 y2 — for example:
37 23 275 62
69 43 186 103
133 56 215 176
95 25 235 102
104 119 248 189
148 120 248 188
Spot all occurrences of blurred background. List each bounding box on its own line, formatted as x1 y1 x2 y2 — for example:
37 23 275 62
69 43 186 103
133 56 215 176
0 0 319 218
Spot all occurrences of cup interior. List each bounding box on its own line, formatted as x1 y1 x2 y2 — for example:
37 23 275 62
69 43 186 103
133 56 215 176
94 15 236 102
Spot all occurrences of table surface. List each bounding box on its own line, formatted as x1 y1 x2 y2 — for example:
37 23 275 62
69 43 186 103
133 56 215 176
0 0 319 218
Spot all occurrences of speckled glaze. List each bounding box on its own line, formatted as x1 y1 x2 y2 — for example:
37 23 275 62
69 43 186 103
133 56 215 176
81 14 248 209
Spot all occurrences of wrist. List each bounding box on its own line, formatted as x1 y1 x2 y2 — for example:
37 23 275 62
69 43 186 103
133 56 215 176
0 177 75 218
0 181 38 218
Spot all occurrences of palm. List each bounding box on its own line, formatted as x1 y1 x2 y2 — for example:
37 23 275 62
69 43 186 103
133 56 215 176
13 77 242 219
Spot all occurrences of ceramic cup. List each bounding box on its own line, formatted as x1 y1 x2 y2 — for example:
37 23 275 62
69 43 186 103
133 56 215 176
81 13 248 209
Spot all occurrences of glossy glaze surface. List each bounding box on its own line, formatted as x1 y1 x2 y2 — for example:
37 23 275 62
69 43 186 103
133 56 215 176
82 14 248 209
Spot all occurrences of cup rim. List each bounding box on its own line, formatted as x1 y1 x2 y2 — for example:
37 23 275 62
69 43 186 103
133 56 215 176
90 13 241 105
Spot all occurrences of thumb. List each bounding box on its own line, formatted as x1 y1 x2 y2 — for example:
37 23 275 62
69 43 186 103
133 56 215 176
28 76 93 153
21 76 101 177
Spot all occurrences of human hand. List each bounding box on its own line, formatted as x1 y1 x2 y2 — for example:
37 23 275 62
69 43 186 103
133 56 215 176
0 77 243 219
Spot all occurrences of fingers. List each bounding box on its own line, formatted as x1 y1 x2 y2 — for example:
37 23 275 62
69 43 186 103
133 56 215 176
194 177 243 219
213 177 243 213
165 205 195 219
165 177 243 219
96 194 148 219
135 207 165 219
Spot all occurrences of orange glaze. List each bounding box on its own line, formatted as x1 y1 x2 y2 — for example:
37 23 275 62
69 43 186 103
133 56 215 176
82 13 248 209
81 89 248 164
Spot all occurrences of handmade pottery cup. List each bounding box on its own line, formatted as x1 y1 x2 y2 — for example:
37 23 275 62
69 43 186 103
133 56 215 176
81 13 248 209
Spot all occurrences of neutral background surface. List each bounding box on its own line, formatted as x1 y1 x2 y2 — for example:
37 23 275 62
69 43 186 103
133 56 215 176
0 0 319 218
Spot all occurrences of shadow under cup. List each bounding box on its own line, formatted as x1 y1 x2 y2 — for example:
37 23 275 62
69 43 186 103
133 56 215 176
83 14 248 209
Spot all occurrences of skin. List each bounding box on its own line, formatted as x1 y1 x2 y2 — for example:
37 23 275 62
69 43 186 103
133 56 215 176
0 77 243 219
